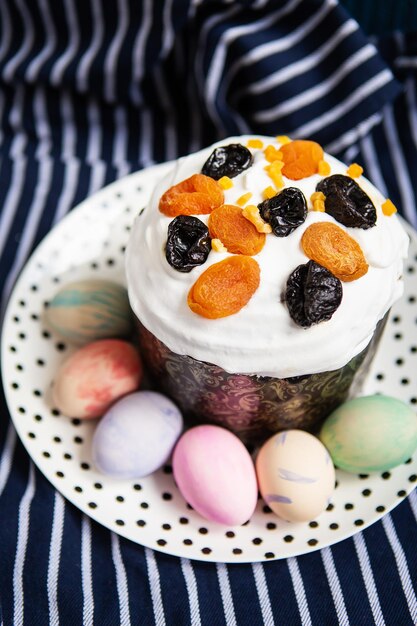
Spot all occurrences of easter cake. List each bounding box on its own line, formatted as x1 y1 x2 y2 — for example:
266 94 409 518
125 135 409 442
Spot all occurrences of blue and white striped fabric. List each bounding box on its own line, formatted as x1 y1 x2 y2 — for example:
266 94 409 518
0 1 416 624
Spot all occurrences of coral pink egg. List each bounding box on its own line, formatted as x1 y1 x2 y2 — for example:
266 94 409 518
173 425 257 526
52 339 142 419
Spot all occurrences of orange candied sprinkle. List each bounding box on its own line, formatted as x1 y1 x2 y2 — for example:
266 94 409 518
264 144 283 163
211 238 227 252
280 140 324 180
311 191 326 212
318 160 331 176
236 192 253 206
382 199 397 216
264 160 284 189
188 256 260 319
218 176 234 190
247 138 264 149
159 174 224 217
276 135 291 145
242 205 272 234
208 204 266 255
262 185 277 200
347 163 363 178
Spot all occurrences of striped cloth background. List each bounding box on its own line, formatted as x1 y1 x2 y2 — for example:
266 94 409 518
0 1 416 624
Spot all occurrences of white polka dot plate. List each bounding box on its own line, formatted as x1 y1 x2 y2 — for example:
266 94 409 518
2 164 417 563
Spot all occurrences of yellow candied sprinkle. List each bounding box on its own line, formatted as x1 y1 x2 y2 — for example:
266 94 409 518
276 135 291 145
247 138 264 149
262 185 277 200
264 160 285 189
318 160 331 176
242 205 272 234
310 191 326 212
264 144 283 163
218 176 234 190
236 192 253 206
382 199 397 216
211 238 227 252
347 163 363 178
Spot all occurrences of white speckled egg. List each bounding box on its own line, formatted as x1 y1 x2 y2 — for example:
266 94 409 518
172 425 258 526
52 339 142 419
256 430 335 522
92 391 183 478
320 395 417 473
45 279 132 344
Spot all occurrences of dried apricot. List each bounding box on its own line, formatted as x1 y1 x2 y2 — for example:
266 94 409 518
188 256 260 319
159 174 223 217
301 222 368 282
208 204 266 255
281 140 324 180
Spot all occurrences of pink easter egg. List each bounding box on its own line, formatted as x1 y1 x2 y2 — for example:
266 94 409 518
172 425 258 526
52 339 142 419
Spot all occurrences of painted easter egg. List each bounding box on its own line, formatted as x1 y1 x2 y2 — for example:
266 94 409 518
45 279 132 344
256 430 335 522
172 425 258 526
320 395 417 473
92 391 183 478
52 339 142 419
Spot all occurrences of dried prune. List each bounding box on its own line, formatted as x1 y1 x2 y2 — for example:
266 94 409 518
285 260 342 327
316 174 376 229
258 188 307 237
166 215 211 272
202 144 253 180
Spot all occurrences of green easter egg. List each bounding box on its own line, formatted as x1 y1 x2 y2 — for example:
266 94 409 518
45 279 133 344
320 395 417 473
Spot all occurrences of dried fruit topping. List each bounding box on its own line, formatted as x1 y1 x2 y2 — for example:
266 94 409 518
208 204 266 255
280 140 324 180
159 174 223 217
202 144 253 180
264 145 283 163
258 187 307 237
318 160 331 176
316 174 376 229
264 159 284 189
188 256 260 319
310 191 326 212
346 163 363 178
285 260 343 327
247 138 264 149
301 222 368 282
236 192 253 206
218 176 234 190
276 135 291 145
263 185 277 200
166 216 211 272
242 205 272 234
211 238 227 252
382 199 397 216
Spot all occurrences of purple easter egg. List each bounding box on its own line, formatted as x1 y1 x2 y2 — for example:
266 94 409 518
92 391 183 478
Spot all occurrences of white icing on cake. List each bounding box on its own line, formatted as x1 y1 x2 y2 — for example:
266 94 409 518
126 136 409 378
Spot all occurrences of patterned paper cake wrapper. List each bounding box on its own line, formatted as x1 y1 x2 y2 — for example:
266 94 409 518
135 315 388 444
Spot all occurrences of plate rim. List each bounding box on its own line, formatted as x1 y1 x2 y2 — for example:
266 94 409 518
1 162 416 563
